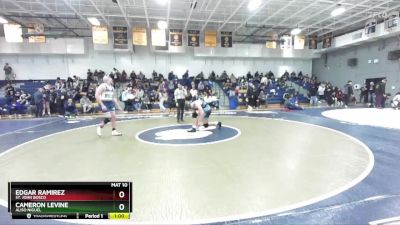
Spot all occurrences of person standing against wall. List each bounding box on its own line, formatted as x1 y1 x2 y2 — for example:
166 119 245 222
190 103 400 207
174 83 187 122
343 80 354 108
3 63 15 81
375 78 387 109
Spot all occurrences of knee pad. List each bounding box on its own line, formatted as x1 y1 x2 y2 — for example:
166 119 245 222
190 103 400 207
204 123 209 128
104 118 110 124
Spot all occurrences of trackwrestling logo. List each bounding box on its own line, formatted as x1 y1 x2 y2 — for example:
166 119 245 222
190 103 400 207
136 124 240 146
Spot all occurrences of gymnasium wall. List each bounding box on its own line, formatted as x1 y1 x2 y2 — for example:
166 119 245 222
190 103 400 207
313 36 400 96
0 38 312 80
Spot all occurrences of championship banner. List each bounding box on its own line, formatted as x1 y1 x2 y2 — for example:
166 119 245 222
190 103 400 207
92 26 108 44
28 23 45 43
293 35 305 49
169 29 183 46
113 26 128 49
132 27 147 46
187 30 200 47
204 30 217 47
151 29 166 46
220 31 232 48
384 11 399 30
4 24 23 43
322 33 332 49
280 35 292 49
308 35 318 49
265 31 278 49
365 18 377 35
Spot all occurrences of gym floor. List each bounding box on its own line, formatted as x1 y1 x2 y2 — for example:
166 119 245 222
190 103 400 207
0 108 399 225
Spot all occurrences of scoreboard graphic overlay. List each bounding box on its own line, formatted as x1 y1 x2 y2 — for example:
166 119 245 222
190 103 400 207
8 182 132 220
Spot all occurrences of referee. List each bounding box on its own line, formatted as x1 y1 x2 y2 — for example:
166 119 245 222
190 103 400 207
174 83 187 122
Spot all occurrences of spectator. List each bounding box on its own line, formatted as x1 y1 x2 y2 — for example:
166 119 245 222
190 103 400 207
284 93 303 110
183 70 189 79
64 98 77 118
5 82 15 105
3 63 15 81
189 86 198 101
343 80 354 108
33 88 44 118
368 81 375 107
209 71 216 81
375 78 387 108
309 84 318 106
80 95 92 113
158 89 167 112
392 92 400 109
257 90 267 108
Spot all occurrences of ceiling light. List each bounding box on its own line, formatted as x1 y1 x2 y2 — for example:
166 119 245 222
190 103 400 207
157 20 168 30
0 16 8 24
291 28 301 35
331 5 346 17
248 0 262 11
156 0 169 6
88 17 100 26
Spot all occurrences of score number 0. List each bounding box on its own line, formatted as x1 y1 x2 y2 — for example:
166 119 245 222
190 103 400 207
118 191 126 211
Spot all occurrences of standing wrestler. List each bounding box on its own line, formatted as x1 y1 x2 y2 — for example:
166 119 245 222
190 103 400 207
188 98 221 132
96 75 122 136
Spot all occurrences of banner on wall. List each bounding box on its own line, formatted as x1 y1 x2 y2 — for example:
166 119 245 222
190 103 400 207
151 29 166 46
293 35 305 49
308 35 318 49
204 30 217 47
187 30 200 47
113 26 128 49
220 31 232 48
365 18 377 35
280 35 292 49
132 27 147 46
265 31 278 49
27 23 46 43
4 24 23 43
322 33 332 49
384 11 399 30
169 29 183 46
92 26 108 44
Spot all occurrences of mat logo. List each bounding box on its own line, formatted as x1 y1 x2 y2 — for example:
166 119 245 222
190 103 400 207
136 124 240 146
155 129 213 140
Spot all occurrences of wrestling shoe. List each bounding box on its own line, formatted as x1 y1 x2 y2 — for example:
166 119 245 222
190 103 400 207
97 126 102 136
187 128 196 132
111 130 122 136
216 122 222 129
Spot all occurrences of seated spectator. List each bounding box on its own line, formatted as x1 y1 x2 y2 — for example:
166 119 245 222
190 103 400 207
209 71 216 81
121 87 134 111
195 71 204 80
220 70 229 81
198 81 205 93
142 94 152 110
80 95 92 113
121 70 127 82
189 86 198 101
168 71 175 80
392 92 400 109
284 93 303 110
65 98 78 118
183 70 189 79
